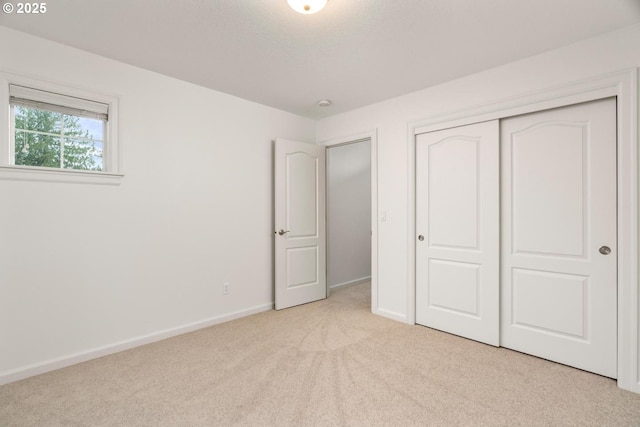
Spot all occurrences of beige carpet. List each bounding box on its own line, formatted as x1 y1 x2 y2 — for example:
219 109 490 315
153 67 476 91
2 282 640 426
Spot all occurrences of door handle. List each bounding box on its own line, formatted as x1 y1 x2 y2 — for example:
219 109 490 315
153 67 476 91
276 229 290 236
599 246 612 255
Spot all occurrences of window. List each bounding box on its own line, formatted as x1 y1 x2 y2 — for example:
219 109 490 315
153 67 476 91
0 73 121 184
11 85 107 171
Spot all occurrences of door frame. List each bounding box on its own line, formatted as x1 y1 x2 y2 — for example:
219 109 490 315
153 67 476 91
407 69 638 393
320 130 379 313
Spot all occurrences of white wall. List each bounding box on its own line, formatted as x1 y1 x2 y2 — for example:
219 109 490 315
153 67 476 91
327 141 371 287
316 24 640 321
0 27 315 383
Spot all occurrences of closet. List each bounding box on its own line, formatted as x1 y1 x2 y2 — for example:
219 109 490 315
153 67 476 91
415 98 617 378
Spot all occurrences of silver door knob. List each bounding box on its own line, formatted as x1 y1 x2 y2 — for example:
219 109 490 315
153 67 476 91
277 229 290 236
418 235 424 241
599 246 611 255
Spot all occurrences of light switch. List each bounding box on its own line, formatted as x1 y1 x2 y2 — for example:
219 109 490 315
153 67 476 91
380 211 387 222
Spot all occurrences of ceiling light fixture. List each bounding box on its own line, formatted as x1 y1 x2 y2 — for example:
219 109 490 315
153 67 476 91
317 99 332 107
287 0 327 15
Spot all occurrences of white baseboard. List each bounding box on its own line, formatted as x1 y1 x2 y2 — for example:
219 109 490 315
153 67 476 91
0 302 273 386
329 276 371 290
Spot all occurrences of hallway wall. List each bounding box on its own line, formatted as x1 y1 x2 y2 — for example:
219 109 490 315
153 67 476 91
327 140 371 287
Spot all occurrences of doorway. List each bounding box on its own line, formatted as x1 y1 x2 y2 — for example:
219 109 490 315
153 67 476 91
274 132 378 312
321 132 378 312
326 139 372 294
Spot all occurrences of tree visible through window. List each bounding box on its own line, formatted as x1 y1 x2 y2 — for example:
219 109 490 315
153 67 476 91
13 105 104 171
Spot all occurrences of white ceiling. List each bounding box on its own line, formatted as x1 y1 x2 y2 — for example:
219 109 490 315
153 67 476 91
1 0 639 119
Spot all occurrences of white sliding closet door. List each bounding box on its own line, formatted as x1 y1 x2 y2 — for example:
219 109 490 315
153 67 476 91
500 98 617 378
416 120 500 346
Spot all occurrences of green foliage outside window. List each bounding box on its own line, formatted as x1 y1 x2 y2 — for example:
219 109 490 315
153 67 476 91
14 106 104 171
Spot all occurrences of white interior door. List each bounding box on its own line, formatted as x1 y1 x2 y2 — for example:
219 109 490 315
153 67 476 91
416 120 500 346
501 98 617 378
274 138 326 310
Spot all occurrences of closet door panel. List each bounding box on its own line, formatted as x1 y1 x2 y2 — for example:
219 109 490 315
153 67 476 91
416 120 499 346
501 98 617 378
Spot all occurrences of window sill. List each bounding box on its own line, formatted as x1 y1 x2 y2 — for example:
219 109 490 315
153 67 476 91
0 165 124 185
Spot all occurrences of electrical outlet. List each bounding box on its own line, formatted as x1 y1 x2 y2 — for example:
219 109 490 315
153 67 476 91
223 282 230 295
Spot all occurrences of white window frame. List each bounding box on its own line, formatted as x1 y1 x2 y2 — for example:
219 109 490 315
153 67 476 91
0 71 123 185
